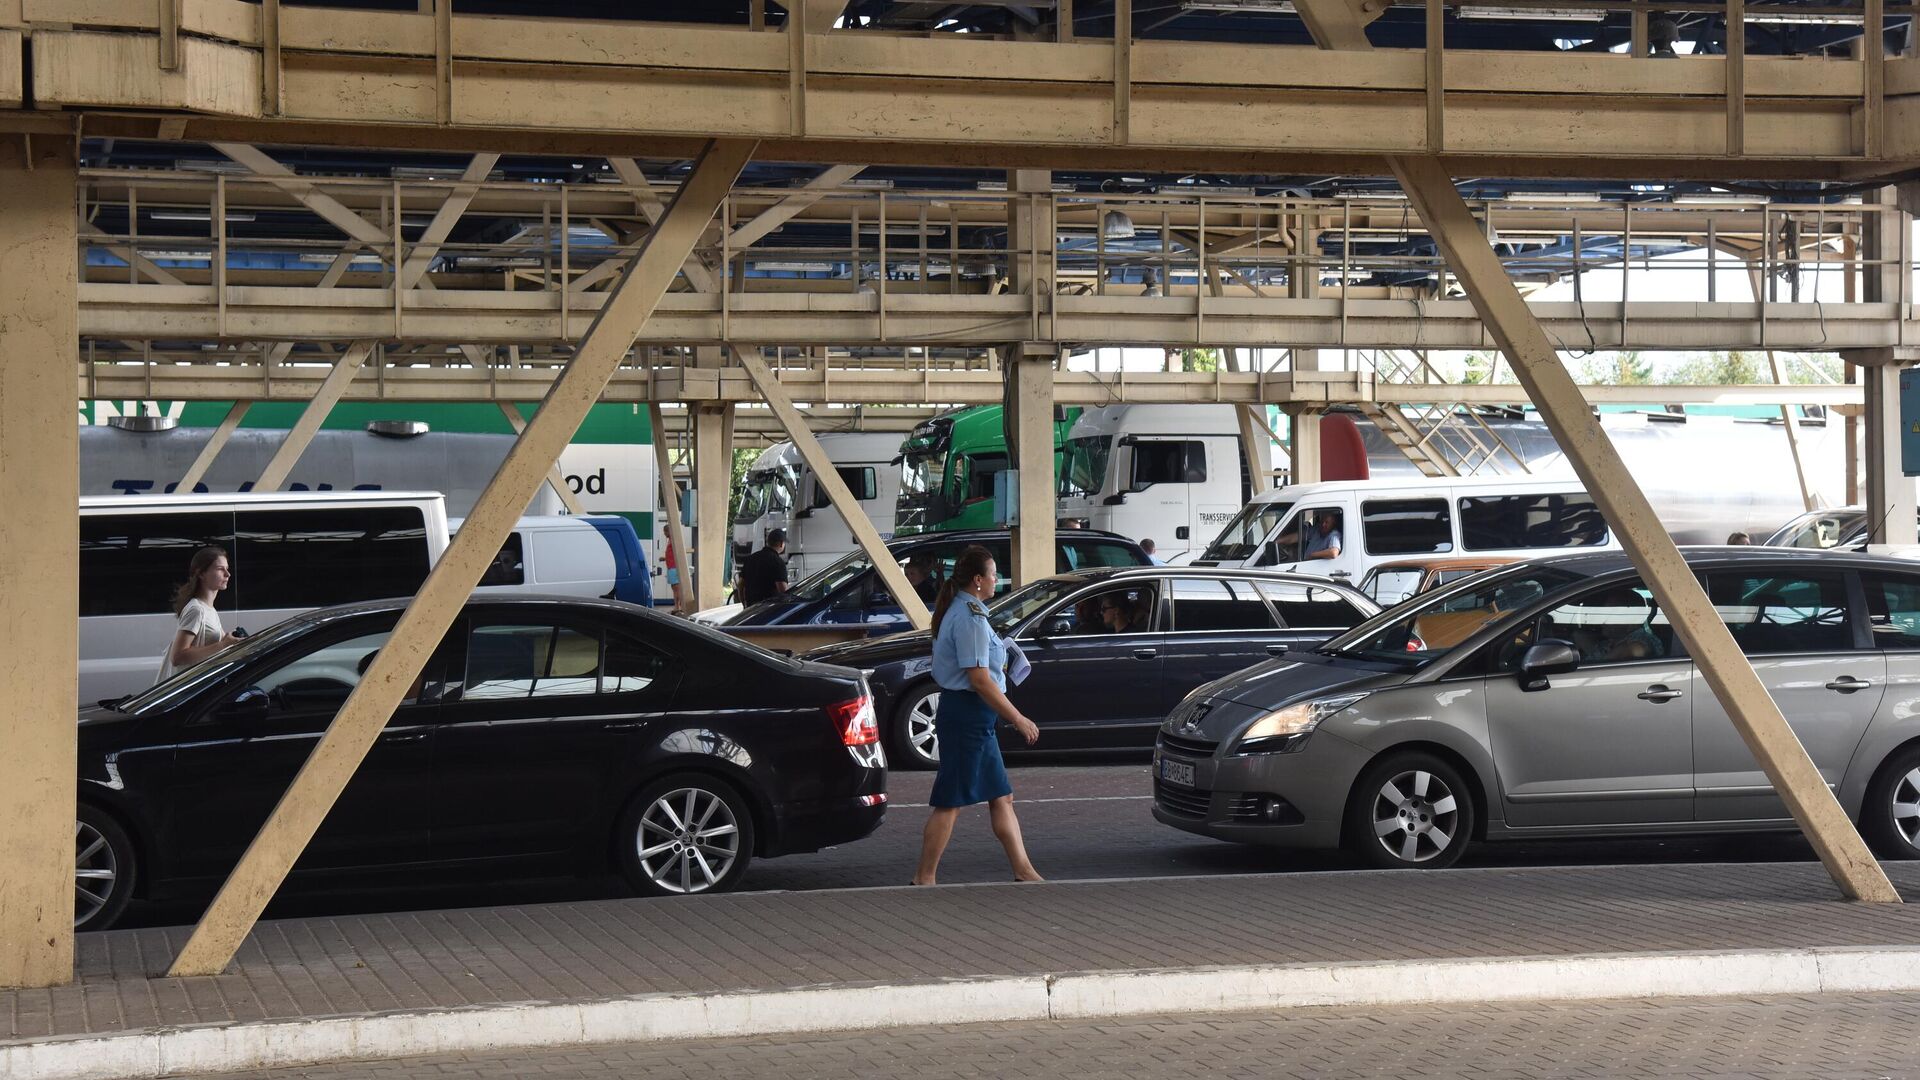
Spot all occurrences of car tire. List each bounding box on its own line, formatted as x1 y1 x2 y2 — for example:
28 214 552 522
1344 751 1475 870
889 683 942 771
615 773 756 898
74 804 137 932
1861 745 1920 860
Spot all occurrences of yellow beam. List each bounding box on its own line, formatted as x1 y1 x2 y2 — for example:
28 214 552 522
732 346 929 630
0 135 79 990
163 137 757 977
1395 153 1898 904
496 401 585 515
178 399 251 491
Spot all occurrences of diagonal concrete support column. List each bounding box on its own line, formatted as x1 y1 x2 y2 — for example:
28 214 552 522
165 139 758 977
648 404 693 612
496 402 585 515
178 400 251 491
0 134 80 990
253 342 372 492
1394 155 1898 903
732 346 930 630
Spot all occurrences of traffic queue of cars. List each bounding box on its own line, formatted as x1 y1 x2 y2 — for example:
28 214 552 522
77 524 1920 932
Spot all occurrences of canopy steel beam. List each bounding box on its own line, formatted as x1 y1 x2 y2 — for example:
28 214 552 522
164 137 757 978
177 400 251 491
1395 154 1899 904
76 363 1869 409
732 344 930 630
648 402 693 612
251 340 372 492
496 401 585 515
15 15 1915 180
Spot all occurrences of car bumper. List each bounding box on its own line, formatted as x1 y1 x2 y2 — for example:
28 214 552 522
766 791 888 856
1150 729 1371 849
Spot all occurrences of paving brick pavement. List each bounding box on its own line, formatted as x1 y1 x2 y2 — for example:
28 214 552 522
7 861 1920 1047
209 992 1920 1080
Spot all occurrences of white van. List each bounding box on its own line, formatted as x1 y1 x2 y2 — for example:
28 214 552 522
731 432 903 581
80 491 451 703
463 514 653 606
1056 405 1271 563
1189 476 1618 584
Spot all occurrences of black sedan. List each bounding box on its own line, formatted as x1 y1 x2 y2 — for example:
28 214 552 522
74 595 886 931
802 567 1380 769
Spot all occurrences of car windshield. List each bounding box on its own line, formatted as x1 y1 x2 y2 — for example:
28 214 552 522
113 613 322 714
1201 501 1293 561
988 576 1088 634
785 549 880 604
1766 509 1866 549
1321 565 1583 669
1058 435 1112 498
899 449 946 499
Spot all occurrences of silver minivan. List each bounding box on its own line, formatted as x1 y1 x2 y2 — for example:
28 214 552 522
1153 548 1920 868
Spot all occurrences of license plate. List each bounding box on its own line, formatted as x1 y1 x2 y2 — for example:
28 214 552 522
1159 757 1195 787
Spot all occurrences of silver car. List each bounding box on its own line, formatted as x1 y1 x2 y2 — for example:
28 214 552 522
1153 548 1920 869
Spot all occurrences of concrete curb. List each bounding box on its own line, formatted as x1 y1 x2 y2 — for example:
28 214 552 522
7 946 1920 1080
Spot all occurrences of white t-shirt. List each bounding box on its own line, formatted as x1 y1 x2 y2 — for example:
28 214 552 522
154 599 223 685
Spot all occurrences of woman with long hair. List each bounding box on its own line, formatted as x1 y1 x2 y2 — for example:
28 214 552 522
912 545 1043 886
154 545 238 684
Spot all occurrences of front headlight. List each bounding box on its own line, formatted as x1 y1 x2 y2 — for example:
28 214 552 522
1235 692 1370 754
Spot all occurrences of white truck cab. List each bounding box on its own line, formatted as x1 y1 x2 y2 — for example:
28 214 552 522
1189 475 1619 584
730 431 903 584
1055 405 1269 563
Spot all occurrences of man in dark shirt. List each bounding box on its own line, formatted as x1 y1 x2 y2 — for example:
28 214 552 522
737 528 790 606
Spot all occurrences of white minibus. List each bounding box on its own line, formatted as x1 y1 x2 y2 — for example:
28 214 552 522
1189 476 1618 584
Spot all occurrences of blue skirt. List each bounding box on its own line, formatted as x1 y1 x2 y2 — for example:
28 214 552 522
928 688 1013 808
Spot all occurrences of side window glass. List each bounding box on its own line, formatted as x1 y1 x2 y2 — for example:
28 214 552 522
1278 508 1344 562
464 623 603 700
1458 494 1608 551
603 629 674 695
1258 581 1367 629
1518 581 1676 669
480 533 526 586
234 507 431 610
1708 572 1852 654
252 630 400 716
837 466 878 502
1064 585 1157 635
1364 568 1424 606
1361 499 1453 556
1171 577 1276 631
1132 441 1206 487
965 454 1008 500
81 512 235 617
1864 573 1920 648
1066 541 1145 570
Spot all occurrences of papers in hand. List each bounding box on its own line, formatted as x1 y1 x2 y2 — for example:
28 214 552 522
1002 636 1032 686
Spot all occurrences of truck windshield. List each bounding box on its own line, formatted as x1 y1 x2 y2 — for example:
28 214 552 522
735 468 796 525
1058 436 1111 498
1201 501 1293 562
1320 565 1581 669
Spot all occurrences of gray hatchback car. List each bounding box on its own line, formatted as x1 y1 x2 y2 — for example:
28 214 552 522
1154 548 1920 869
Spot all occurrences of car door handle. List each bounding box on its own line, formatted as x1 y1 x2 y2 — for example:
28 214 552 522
381 731 427 743
1266 644 1291 656
604 720 646 731
1132 648 1159 660
1825 676 1873 693
1637 685 1684 703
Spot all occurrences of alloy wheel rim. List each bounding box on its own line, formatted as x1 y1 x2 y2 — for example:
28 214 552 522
636 788 740 894
1891 768 1920 848
1370 769 1459 865
908 693 942 764
74 820 118 928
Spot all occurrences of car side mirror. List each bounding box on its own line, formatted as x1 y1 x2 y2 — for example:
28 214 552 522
1039 615 1075 638
1518 639 1580 693
218 687 270 722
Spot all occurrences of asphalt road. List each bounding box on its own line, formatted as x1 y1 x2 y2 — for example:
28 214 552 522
118 752 1822 929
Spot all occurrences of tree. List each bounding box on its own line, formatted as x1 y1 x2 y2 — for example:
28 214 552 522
1670 350 1761 385
1180 347 1221 373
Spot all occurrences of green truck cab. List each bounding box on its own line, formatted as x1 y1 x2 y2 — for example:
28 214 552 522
893 405 1080 535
